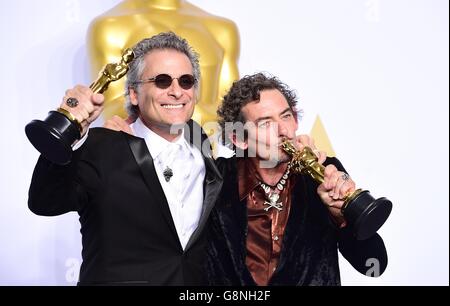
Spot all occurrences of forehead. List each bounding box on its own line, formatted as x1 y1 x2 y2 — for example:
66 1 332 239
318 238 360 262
142 49 193 75
242 89 290 121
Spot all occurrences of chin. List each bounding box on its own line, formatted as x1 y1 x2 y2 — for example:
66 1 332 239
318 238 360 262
166 121 187 131
274 150 290 162
165 116 189 125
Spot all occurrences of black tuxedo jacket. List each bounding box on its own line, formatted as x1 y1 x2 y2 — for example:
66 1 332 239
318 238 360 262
206 157 388 286
28 120 223 285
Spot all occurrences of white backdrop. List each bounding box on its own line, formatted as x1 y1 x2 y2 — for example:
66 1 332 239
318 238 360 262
0 0 448 286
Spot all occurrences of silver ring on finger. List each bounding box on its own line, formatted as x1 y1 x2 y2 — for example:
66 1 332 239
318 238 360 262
341 173 350 181
66 97 79 108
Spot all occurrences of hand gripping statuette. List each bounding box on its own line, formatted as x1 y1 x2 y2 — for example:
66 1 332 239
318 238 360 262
25 49 134 165
281 140 392 240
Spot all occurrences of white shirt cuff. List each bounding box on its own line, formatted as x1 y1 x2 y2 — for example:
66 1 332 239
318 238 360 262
72 129 89 151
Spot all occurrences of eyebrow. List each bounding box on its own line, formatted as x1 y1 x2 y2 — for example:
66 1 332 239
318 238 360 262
254 107 293 123
254 116 272 123
279 107 293 116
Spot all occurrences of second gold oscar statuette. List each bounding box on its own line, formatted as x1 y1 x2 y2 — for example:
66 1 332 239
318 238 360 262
281 140 392 240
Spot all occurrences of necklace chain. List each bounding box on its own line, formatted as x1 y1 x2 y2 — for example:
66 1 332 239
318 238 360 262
259 164 291 211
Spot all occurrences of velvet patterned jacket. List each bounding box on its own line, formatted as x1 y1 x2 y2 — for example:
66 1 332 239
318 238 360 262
206 156 388 286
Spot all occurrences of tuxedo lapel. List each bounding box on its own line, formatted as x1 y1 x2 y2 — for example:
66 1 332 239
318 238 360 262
125 133 179 243
124 121 223 252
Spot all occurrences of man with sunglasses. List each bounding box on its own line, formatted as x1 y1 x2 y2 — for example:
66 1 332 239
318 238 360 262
28 32 223 285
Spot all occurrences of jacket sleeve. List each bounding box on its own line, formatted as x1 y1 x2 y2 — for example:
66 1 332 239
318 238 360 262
28 146 98 216
325 157 388 276
338 229 388 277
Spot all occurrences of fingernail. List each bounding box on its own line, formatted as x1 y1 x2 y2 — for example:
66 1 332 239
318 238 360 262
329 192 334 197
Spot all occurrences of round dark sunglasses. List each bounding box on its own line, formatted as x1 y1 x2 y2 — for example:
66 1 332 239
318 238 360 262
135 74 196 90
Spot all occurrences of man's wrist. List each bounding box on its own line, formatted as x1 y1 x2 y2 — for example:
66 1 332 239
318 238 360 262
72 128 89 150
328 208 347 229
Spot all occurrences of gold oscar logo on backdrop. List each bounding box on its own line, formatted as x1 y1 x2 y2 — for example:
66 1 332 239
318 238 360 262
87 0 335 155
87 0 240 125
310 115 335 157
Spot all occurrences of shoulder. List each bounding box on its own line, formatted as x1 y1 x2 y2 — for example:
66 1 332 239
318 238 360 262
84 128 131 149
215 156 237 174
77 128 142 167
201 17 240 49
184 6 239 46
88 126 125 137
185 120 213 156
86 5 142 45
202 16 239 32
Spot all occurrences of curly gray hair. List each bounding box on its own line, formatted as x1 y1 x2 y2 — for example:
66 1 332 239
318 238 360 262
125 32 201 119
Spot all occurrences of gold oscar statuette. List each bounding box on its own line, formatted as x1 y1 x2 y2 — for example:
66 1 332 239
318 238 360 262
89 48 134 94
281 140 392 240
25 49 135 165
87 0 240 126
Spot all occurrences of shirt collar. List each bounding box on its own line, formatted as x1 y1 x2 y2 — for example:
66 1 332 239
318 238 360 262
130 117 188 160
237 158 262 201
237 159 295 202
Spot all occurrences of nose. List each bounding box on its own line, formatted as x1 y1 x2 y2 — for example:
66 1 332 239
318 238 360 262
167 79 183 99
278 121 289 138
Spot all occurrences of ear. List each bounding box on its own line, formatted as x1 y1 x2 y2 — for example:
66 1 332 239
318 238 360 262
194 86 200 104
294 109 300 126
129 87 139 106
230 132 248 151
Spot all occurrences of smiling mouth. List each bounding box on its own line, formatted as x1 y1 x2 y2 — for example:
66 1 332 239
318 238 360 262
161 104 185 109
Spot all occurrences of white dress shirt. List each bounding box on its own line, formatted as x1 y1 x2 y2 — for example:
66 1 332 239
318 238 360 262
131 118 205 250
74 119 206 250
